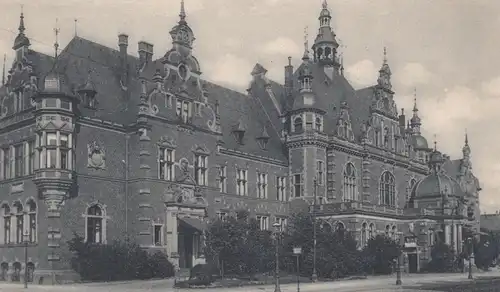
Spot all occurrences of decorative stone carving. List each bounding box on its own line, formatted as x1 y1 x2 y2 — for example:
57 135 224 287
176 158 195 184
164 184 207 206
158 135 176 148
87 141 106 169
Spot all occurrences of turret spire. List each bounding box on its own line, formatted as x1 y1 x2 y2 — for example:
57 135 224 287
312 0 339 66
2 54 5 86
377 47 392 90
383 46 387 64
410 88 422 134
13 6 30 51
302 26 309 61
463 129 471 158
180 0 186 23
54 18 60 58
19 5 25 34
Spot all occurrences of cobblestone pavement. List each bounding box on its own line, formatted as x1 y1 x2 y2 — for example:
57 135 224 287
1 271 500 292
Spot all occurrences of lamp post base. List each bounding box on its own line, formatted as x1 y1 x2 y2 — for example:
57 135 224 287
311 272 318 282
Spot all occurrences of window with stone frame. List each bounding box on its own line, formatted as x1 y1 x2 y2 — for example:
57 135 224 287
256 172 268 199
216 211 228 222
257 216 269 230
158 147 175 181
85 204 105 244
342 163 357 201
12 262 21 282
26 200 37 243
275 217 286 230
293 174 302 197
39 132 71 170
0 262 7 281
1 204 10 244
293 116 303 132
176 99 192 123
27 140 35 175
14 202 23 244
236 168 248 196
276 176 286 201
361 222 368 247
153 224 163 246
316 160 325 185
194 154 208 186
406 178 417 203
368 223 375 239
379 171 396 207
14 144 23 178
217 165 227 193
2 147 10 180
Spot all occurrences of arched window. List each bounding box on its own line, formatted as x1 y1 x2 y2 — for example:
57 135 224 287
428 230 435 246
322 222 332 233
343 163 357 201
336 222 345 238
406 178 417 203
26 262 35 283
293 117 303 132
368 223 375 239
361 222 368 247
13 201 24 244
315 117 322 132
385 224 390 236
379 171 396 206
0 262 7 281
391 225 397 240
85 204 106 244
12 262 21 282
26 200 37 243
1 204 10 244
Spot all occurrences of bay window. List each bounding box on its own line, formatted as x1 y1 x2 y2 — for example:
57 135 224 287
38 132 73 170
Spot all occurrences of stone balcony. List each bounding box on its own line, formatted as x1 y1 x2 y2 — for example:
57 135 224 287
32 168 74 192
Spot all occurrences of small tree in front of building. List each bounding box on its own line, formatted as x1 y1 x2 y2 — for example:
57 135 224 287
424 242 459 273
362 234 401 275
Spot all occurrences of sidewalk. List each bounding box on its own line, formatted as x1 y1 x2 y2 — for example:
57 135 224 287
1 270 499 292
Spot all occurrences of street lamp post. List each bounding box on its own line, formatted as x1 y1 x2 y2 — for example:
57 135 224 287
311 178 318 282
23 230 29 289
273 222 282 292
396 232 404 285
293 247 302 292
468 236 474 280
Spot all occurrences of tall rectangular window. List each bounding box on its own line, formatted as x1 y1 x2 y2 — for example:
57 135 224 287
276 176 286 201
46 134 57 168
257 216 269 230
14 144 23 178
195 154 208 186
236 169 248 196
218 165 227 193
28 141 35 175
60 134 69 170
153 224 163 246
3 148 10 180
257 172 268 199
275 217 286 230
216 211 228 222
317 161 324 185
294 174 302 197
158 147 175 181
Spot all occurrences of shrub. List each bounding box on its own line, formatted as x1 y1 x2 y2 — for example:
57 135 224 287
362 235 401 275
67 233 175 282
424 242 459 273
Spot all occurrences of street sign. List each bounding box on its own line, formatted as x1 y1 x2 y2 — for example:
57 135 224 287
293 247 302 255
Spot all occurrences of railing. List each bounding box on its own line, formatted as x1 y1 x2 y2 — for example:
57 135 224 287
314 201 404 215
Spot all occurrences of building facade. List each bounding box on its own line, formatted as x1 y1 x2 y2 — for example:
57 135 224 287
0 0 482 284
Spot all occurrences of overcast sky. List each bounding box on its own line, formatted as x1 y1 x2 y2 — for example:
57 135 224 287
0 0 499 213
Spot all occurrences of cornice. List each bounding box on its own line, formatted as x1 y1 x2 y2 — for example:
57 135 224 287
219 147 288 167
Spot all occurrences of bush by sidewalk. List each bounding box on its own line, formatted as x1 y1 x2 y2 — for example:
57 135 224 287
67 233 175 282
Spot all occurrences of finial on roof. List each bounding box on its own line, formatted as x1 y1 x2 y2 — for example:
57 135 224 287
465 129 469 146
302 26 309 60
2 54 5 86
180 0 186 22
288 56 292 66
413 88 418 112
322 0 328 9
74 19 78 36
433 134 437 151
54 18 60 58
19 5 25 34
383 46 387 64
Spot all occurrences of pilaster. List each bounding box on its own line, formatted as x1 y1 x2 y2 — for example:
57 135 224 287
137 128 153 247
326 149 336 199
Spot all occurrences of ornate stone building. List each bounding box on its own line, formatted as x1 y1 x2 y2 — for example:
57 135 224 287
0 0 481 284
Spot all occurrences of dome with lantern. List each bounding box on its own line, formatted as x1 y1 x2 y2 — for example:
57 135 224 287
411 149 466 199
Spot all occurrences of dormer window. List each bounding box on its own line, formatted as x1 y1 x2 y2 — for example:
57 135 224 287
44 78 60 91
233 130 245 144
293 117 303 132
176 99 192 123
257 137 269 150
302 77 311 90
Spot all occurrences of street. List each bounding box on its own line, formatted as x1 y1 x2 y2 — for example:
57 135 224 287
2 271 500 292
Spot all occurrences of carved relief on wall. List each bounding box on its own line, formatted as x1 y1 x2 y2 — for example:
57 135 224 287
87 141 106 169
164 184 206 206
176 157 195 184
158 135 176 148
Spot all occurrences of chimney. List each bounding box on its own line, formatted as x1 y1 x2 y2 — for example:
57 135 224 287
118 34 128 85
138 41 154 65
398 108 406 128
284 56 293 96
